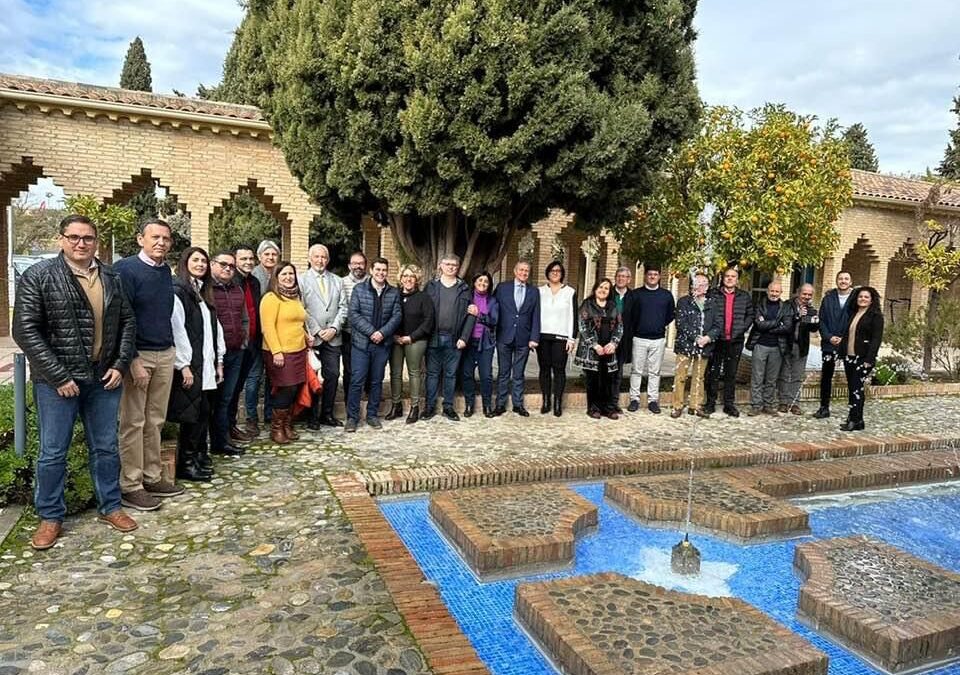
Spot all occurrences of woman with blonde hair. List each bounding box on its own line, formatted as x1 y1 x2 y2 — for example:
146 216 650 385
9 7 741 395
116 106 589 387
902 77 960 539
386 264 434 423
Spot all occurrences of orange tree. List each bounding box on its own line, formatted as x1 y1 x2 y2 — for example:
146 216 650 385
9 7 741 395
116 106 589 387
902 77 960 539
616 104 852 276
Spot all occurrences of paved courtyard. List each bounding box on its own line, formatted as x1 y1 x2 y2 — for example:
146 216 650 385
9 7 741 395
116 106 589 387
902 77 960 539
0 395 959 674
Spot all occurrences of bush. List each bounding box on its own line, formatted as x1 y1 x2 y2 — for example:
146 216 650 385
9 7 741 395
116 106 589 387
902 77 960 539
0 384 96 514
884 297 960 381
872 355 912 386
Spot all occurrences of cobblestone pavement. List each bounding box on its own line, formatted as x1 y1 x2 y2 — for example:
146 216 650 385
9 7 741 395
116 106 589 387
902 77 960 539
0 395 958 674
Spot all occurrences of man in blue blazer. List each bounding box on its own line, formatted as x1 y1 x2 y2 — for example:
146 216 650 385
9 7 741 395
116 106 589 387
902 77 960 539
493 261 540 416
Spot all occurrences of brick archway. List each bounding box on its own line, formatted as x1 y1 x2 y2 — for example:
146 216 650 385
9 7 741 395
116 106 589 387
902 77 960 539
210 178 293 255
840 237 879 288
884 242 918 325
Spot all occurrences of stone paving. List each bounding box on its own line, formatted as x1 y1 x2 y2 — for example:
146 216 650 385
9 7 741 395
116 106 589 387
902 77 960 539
795 536 960 673
0 395 957 673
515 572 828 674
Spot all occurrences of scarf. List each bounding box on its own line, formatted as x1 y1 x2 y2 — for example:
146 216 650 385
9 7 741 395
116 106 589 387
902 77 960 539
277 285 300 300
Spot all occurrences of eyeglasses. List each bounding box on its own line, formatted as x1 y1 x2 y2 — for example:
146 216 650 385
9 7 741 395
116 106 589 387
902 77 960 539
213 261 236 270
62 235 97 246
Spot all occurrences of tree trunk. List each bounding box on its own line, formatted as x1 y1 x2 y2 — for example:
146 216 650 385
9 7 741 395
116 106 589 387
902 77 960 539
923 288 938 373
390 209 518 280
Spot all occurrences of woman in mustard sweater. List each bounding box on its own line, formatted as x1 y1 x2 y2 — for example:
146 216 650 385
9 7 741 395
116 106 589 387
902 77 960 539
260 261 313 443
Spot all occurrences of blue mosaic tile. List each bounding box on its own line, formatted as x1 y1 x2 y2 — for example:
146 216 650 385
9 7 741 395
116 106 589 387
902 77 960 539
380 482 960 675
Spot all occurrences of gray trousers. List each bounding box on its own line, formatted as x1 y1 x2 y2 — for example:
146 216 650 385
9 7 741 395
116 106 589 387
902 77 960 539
751 344 782 407
778 344 806 405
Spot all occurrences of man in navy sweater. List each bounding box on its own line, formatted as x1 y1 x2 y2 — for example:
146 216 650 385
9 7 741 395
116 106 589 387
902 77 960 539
626 266 675 414
114 220 182 512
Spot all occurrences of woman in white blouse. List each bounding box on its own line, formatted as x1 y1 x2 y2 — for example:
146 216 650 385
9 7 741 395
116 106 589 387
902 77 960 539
537 261 578 416
167 247 225 482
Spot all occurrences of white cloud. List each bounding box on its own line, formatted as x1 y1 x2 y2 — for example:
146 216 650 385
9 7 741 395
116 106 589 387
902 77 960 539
0 0 244 95
694 0 960 174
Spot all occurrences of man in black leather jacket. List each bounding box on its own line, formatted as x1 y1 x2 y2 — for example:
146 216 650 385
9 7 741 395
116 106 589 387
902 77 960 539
13 215 139 550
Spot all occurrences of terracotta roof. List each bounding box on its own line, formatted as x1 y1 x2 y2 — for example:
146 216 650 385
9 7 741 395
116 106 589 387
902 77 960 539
852 169 960 209
0 72 264 122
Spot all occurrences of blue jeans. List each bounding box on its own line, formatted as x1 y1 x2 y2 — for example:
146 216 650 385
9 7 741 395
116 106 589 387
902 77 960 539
462 339 494 408
497 342 530 409
426 334 461 411
243 347 272 422
34 379 123 522
348 342 391 422
212 349 243 450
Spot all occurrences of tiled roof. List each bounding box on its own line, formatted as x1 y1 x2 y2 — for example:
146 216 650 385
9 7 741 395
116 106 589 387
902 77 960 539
0 72 263 122
852 169 960 209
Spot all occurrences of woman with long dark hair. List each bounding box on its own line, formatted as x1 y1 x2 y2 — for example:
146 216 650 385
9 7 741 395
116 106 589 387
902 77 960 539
168 246 225 481
462 271 499 417
574 278 623 419
260 261 313 443
839 286 884 431
537 260 577 416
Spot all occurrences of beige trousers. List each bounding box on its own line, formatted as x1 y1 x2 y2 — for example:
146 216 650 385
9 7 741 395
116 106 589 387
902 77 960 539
119 347 175 492
674 354 708 410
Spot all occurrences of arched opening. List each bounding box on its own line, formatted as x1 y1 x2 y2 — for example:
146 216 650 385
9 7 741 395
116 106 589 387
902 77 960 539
884 243 917 325
105 169 190 263
0 157 67 336
840 237 879 288
209 179 289 259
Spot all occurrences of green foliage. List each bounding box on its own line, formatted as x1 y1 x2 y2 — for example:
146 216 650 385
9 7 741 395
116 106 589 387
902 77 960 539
0 386 95 514
64 195 137 258
871 355 912 386
842 122 879 172
12 204 64 254
220 0 701 273
120 36 153 92
209 189 281 254
615 104 853 274
124 186 191 263
939 95 960 179
884 298 960 380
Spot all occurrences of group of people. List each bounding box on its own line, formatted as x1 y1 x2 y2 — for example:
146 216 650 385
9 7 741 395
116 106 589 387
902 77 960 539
13 214 885 551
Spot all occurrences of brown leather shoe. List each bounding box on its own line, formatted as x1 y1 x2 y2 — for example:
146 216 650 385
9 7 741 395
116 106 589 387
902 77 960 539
98 509 138 533
244 419 260 436
789 404 803 415
230 425 253 443
31 520 62 550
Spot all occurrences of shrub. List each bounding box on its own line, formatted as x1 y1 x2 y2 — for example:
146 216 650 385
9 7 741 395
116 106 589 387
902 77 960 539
872 355 912 386
0 384 96 514
884 297 960 381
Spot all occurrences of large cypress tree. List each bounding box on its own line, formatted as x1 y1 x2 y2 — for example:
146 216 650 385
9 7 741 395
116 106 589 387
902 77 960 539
120 37 152 92
939 95 960 179
842 122 879 172
218 0 701 276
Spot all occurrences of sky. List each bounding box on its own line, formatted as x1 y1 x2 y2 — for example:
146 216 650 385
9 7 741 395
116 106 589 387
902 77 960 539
1 0 958 184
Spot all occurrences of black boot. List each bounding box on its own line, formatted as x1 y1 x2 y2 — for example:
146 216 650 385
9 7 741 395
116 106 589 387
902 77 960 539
176 443 211 482
812 406 830 419
385 402 404 421
540 394 552 415
463 403 474 418
553 396 562 417
307 399 322 430
406 405 420 424
483 403 494 418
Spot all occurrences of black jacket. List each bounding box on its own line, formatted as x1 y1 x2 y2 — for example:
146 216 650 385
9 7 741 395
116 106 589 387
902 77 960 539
787 299 819 357
818 288 854 355
839 310 884 363
746 298 793 355
425 277 477 345
13 253 136 386
706 286 754 342
674 295 721 358
167 279 220 424
398 289 435 342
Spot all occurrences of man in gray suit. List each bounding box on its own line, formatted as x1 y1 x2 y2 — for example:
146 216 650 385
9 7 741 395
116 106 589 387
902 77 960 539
302 243 347 428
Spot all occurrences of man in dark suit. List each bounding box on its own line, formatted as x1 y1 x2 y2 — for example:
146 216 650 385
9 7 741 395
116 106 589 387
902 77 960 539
493 261 541 416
